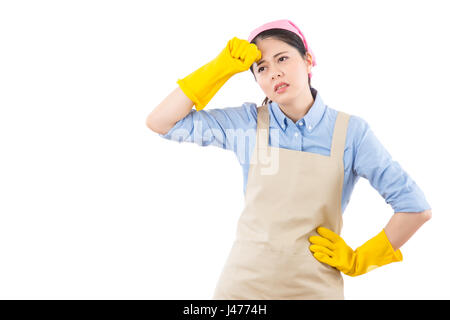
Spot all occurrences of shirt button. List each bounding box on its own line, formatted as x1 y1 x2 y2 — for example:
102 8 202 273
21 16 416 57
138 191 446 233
308 125 312 130
299 122 303 126
294 132 299 137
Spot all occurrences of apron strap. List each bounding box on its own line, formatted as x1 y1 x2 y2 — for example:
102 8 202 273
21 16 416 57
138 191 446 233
330 111 350 160
255 104 270 147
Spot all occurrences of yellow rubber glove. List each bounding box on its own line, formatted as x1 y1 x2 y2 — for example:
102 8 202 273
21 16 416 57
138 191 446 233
176 37 261 111
309 227 403 277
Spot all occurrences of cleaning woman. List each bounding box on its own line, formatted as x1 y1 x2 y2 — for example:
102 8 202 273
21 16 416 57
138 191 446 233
146 19 432 299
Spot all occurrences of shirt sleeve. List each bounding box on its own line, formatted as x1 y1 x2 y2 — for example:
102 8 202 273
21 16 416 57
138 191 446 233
158 102 257 152
352 115 431 213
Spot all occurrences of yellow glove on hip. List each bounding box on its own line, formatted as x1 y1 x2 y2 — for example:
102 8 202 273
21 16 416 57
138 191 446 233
177 37 261 111
309 227 403 277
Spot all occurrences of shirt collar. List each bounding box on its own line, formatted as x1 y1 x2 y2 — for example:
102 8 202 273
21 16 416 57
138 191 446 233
269 87 326 132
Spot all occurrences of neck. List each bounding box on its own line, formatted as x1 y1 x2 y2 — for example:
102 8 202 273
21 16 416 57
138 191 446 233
278 87 315 123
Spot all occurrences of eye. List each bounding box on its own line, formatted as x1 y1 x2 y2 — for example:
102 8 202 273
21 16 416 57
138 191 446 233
257 56 288 73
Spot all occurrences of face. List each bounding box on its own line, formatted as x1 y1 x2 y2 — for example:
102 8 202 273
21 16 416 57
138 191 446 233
252 37 313 106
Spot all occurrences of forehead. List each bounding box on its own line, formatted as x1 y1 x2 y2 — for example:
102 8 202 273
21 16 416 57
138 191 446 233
255 37 292 55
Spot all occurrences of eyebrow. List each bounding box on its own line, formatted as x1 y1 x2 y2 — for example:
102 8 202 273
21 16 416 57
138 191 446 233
256 51 289 67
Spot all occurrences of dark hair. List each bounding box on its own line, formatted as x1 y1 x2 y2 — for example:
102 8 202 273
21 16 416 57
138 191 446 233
249 28 312 106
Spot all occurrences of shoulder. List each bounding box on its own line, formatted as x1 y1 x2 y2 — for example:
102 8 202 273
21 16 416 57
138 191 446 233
329 107 369 134
326 107 371 150
338 109 371 147
347 113 370 135
198 101 257 121
218 101 258 121
347 114 372 151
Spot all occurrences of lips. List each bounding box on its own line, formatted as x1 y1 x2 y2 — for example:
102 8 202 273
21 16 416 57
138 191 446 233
274 82 289 92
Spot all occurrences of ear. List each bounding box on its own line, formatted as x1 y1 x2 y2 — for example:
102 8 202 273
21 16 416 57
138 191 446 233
305 52 313 72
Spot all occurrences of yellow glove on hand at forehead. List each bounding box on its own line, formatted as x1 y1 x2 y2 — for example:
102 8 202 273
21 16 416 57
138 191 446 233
177 37 261 111
309 227 403 277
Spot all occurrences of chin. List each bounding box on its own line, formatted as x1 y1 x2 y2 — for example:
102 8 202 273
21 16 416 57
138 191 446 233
273 96 290 105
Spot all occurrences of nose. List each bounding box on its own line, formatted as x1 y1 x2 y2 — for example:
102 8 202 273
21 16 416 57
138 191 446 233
271 67 283 79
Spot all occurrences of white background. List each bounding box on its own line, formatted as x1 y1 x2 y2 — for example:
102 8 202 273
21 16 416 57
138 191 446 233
0 0 448 299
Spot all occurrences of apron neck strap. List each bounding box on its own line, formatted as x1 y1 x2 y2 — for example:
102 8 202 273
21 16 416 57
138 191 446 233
255 104 350 160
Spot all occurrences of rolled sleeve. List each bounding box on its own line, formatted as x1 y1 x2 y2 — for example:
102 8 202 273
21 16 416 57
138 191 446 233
352 116 431 213
158 102 257 152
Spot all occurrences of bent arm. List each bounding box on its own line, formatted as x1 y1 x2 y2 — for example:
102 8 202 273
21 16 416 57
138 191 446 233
384 209 432 251
146 86 194 135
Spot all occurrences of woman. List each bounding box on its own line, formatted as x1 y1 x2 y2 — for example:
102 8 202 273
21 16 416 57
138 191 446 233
146 19 432 299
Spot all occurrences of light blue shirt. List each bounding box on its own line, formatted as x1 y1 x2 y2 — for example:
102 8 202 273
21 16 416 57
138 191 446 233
158 88 431 214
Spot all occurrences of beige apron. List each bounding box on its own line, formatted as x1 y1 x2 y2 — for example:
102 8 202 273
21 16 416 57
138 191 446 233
212 103 350 300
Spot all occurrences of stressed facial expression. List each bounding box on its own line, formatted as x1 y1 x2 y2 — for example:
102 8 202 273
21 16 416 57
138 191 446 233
252 37 312 105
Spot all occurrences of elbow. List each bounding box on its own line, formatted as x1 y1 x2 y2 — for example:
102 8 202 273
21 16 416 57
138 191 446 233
146 114 162 134
421 209 432 222
146 115 172 135
146 114 156 130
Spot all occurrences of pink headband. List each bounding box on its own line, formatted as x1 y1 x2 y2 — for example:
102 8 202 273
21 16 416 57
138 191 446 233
248 19 316 78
